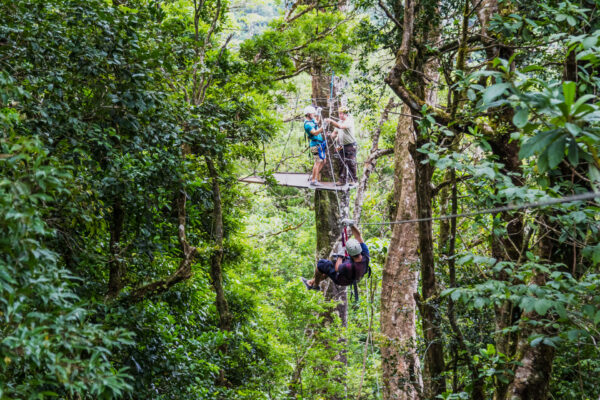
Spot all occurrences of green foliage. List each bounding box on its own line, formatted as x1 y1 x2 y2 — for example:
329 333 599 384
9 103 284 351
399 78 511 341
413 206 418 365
0 135 133 398
1 0 286 397
4 0 599 398
241 2 354 85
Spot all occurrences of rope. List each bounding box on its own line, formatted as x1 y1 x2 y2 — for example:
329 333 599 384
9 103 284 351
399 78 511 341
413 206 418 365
342 226 348 257
359 191 600 226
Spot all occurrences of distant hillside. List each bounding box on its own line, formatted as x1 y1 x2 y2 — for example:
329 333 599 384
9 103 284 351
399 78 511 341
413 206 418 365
230 0 281 42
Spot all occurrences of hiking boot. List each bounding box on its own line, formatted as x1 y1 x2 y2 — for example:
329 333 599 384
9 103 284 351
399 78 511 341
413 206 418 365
301 277 319 291
310 180 321 186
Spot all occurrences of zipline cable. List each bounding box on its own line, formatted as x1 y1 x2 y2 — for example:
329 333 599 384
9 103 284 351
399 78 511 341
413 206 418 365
359 191 600 226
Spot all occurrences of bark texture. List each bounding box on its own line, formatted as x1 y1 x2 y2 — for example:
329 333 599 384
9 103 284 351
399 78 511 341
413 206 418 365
380 109 423 400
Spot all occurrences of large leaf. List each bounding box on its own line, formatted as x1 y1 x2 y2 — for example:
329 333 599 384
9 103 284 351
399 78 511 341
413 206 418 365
582 35 598 49
547 136 566 169
567 139 580 165
534 299 553 316
482 82 511 105
563 81 576 109
519 130 561 159
572 94 596 115
513 108 529 128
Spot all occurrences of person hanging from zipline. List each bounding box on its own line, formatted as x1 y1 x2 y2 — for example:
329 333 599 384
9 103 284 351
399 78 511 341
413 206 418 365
303 105 327 187
301 219 370 299
326 106 358 188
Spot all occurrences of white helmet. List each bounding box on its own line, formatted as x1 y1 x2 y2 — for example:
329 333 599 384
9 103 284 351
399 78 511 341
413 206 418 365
303 105 317 116
346 239 362 257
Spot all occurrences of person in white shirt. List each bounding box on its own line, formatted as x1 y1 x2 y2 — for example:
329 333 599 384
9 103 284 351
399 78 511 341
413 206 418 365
326 106 358 187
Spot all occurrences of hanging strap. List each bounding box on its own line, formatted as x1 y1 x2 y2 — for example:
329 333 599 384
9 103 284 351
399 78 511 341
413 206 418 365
342 226 348 257
350 247 362 302
349 255 358 302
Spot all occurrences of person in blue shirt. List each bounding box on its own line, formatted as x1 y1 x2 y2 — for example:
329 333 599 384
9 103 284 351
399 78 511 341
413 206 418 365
303 105 326 186
301 219 370 296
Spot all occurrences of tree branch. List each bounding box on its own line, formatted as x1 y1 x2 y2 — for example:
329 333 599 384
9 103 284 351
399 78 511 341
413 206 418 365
198 33 234 104
378 0 402 29
127 189 197 303
288 17 352 53
283 3 317 27
432 174 473 196
274 64 310 81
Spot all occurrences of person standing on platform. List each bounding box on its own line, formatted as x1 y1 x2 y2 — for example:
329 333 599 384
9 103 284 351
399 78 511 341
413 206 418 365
326 106 358 188
303 106 326 187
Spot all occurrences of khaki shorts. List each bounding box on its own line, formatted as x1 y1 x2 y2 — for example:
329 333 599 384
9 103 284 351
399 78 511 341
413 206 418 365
311 144 325 163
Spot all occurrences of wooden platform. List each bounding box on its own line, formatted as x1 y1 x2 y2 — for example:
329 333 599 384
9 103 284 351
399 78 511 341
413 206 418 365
239 172 353 191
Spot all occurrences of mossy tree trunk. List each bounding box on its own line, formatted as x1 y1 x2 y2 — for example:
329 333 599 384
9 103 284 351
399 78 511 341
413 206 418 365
380 109 423 400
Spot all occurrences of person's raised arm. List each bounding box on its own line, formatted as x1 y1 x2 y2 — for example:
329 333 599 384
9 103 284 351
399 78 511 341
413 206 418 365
350 224 363 243
329 118 351 129
309 119 323 135
326 118 341 129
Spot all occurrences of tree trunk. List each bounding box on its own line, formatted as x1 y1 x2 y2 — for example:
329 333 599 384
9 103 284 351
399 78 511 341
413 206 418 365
440 170 486 399
380 108 423 400
206 157 232 332
413 134 446 398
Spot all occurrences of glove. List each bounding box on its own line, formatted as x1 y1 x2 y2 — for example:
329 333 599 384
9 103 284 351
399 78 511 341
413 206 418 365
341 218 355 227
316 107 323 114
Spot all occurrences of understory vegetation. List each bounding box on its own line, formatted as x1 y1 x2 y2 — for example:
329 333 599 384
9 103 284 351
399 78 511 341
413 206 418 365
1 0 599 399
